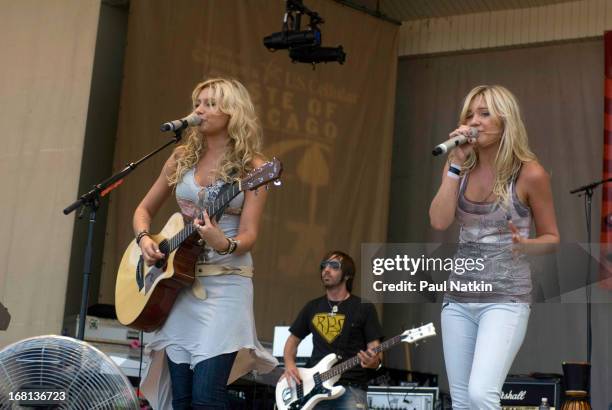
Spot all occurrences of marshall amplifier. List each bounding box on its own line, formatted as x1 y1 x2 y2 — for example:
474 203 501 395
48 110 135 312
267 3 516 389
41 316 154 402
501 375 562 409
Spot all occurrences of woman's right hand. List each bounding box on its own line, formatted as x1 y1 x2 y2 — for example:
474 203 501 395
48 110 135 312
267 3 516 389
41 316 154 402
139 236 165 266
448 125 477 164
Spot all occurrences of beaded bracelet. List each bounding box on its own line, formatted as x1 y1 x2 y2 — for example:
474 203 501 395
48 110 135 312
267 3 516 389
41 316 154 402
216 238 232 255
227 237 239 254
216 237 239 255
136 230 150 246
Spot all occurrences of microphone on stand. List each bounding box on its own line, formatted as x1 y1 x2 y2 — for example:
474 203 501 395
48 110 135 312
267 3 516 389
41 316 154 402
160 113 202 132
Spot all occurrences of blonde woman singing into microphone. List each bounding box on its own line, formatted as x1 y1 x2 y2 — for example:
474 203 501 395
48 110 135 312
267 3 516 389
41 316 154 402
134 78 277 409
429 85 559 409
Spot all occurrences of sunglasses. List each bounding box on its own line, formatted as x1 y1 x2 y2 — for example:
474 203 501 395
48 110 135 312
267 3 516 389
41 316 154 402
320 260 341 270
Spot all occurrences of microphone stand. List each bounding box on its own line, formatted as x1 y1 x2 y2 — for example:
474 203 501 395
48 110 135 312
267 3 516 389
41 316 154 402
63 129 184 341
569 177 612 377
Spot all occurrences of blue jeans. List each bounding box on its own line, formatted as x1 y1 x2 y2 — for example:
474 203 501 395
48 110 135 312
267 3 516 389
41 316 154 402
441 302 530 410
167 352 237 409
314 386 368 409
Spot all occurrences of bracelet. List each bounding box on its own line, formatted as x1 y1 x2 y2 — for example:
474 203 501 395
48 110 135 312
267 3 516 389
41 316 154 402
136 230 150 245
447 170 460 180
448 167 461 176
216 237 239 255
216 238 232 255
213 236 240 255
227 237 239 254
447 163 461 180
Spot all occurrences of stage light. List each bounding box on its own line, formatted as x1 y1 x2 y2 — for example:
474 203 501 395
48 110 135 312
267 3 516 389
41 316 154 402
289 45 346 64
263 0 346 66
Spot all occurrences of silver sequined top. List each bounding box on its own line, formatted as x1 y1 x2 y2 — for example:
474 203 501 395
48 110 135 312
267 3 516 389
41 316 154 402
445 171 532 303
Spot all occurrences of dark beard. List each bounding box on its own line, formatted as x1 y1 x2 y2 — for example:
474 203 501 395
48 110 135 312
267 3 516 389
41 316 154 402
322 275 344 289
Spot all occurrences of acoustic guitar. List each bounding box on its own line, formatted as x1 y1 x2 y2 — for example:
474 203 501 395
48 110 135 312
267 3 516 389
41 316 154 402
115 158 283 332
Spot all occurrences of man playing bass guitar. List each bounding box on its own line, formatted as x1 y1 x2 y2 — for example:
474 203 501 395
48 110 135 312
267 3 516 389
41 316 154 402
282 250 383 409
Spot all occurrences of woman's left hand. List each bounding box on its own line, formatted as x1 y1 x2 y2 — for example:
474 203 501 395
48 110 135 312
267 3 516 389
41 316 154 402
194 210 228 251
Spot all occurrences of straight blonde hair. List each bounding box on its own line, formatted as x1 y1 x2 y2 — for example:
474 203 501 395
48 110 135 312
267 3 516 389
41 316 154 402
459 85 536 205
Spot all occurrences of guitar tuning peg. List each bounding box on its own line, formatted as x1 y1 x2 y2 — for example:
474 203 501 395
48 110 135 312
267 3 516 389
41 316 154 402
254 188 259 196
265 184 270 191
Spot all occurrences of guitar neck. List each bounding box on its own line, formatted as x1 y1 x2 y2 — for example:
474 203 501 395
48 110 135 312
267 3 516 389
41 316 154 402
320 334 403 381
167 183 241 251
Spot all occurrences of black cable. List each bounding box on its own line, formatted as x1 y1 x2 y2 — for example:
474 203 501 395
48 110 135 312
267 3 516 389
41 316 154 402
137 330 144 398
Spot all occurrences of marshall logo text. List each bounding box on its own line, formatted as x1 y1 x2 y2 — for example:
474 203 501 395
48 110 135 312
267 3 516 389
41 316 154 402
501 390 527 401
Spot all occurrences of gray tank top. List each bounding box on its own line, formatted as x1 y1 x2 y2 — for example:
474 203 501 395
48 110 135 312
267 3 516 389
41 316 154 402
446 170 532 302
175 168 253 267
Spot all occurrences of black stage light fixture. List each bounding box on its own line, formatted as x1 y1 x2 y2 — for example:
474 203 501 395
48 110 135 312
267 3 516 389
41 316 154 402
289 45 346 64
263 29 321 51
263 0 346 66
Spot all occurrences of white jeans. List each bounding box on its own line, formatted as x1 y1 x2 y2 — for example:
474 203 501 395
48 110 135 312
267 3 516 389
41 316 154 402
441 302 530 409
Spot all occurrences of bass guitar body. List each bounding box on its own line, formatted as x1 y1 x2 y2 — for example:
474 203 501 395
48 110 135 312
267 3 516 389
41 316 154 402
275 354 344 410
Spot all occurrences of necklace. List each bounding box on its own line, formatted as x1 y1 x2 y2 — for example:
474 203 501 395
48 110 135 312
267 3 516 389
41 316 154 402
327 294 350 316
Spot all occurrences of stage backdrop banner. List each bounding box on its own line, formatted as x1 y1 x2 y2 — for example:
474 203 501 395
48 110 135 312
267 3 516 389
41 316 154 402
0 0 100 345
99 0 398 339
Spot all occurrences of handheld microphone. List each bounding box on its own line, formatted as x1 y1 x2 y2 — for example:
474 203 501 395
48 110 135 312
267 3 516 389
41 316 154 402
432 127 478 156
160 113 202 132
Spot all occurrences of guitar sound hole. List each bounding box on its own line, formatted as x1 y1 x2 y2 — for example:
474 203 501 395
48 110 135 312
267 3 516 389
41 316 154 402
136 257 144 290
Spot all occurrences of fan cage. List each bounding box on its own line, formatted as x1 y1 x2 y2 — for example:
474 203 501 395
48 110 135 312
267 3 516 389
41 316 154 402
0 335 139 409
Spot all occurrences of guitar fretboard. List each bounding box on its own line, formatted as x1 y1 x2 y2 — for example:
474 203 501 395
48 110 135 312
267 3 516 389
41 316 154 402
167 183 240 251
320 334 403 381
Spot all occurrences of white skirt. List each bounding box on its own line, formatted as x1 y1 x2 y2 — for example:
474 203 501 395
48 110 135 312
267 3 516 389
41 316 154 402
140 275 278 409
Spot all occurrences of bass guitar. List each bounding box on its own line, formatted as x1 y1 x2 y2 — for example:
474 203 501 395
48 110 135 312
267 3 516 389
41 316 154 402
275 322 436 410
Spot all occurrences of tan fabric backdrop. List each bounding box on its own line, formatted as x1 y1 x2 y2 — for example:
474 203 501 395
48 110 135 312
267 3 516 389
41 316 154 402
0 0 100 345
99 0 398 340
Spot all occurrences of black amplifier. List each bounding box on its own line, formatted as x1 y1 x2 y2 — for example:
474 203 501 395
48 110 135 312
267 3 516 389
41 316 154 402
501 375 562 408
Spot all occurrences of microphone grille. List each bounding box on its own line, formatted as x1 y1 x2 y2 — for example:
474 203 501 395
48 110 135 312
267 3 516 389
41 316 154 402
186 113 202 126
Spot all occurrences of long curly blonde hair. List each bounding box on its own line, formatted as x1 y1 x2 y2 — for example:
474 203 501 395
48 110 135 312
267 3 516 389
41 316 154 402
459 85 536 205
167 78 263 186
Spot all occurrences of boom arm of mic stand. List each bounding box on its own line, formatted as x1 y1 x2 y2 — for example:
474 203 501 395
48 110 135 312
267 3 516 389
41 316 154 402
569 177 612 195
63 132 183 215
62 130 183 340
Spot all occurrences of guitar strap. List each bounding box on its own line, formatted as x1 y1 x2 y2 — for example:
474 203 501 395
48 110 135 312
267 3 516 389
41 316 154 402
213 181 236 222
205 171 238 223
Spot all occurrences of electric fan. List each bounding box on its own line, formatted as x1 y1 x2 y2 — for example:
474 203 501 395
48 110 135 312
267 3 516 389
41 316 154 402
0 335 139 409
